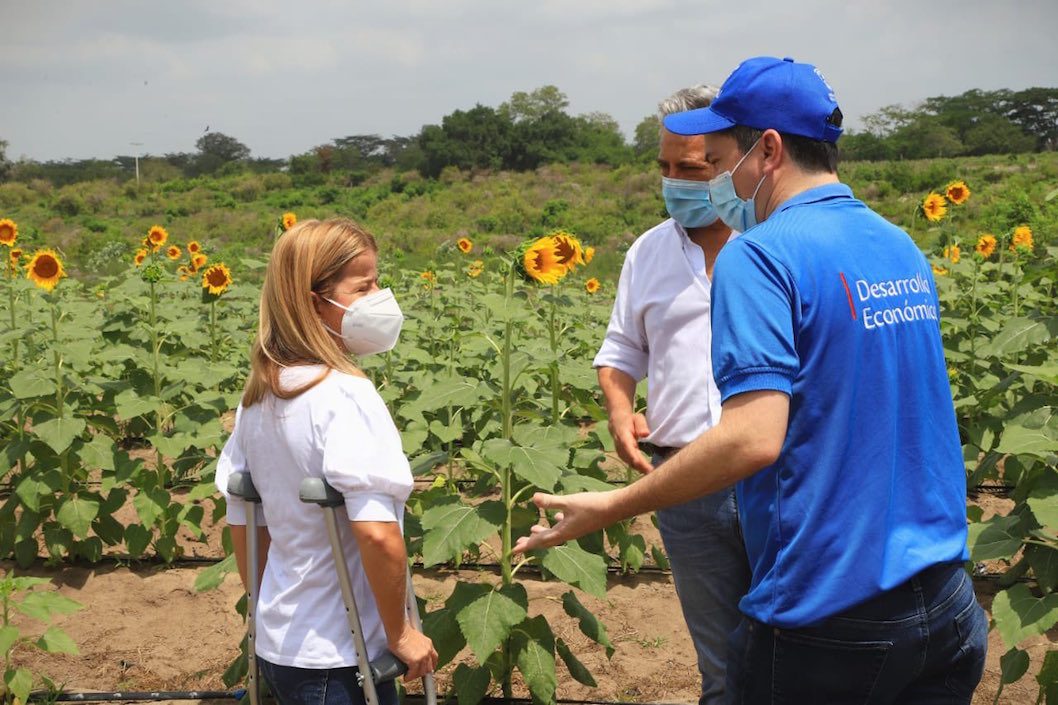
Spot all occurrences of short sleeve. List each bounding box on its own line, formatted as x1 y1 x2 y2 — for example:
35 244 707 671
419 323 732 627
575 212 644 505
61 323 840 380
319 379 414 523
711 240 799 401
215 405 267 527
592 245 649 380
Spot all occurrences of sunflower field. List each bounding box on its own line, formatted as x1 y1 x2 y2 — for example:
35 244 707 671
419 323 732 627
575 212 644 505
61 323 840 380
1 152 1058 704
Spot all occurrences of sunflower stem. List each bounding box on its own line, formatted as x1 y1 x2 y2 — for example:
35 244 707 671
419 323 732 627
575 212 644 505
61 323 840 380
210 299 217 363
149 279 166 485
50 303 62 419
7 280 17 371
549 296 559 425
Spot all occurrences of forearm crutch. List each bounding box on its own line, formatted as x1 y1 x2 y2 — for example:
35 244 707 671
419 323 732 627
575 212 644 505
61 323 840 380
226 472 262 705
298 477 437 705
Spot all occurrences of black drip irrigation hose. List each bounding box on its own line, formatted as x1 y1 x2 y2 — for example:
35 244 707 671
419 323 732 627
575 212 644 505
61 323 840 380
33 692 686 705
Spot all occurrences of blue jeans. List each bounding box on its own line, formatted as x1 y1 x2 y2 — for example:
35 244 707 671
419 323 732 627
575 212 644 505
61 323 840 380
724 561 988 705
258 658 398 705
656 480 751 705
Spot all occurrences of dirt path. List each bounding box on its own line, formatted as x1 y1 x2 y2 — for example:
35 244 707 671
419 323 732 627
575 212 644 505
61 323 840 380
5 525 1055 705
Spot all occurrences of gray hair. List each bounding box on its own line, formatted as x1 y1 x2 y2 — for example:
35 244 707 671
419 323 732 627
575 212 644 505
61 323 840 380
658 84 720 119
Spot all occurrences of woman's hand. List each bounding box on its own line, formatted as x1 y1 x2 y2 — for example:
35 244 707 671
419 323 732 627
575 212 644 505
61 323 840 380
389 625 437 682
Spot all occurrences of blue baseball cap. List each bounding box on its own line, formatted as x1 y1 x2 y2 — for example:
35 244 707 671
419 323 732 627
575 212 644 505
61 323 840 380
665 56 843 143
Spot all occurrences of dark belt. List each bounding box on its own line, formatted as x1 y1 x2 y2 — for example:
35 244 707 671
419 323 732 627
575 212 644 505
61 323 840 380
640 442 681 459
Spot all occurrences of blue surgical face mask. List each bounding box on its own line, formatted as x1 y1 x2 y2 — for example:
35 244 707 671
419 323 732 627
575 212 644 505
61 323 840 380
661 176 719 228
707 138 767 232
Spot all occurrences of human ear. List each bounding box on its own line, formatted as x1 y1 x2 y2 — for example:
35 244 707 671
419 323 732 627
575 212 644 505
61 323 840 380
760 129 783 173
310 291 325 317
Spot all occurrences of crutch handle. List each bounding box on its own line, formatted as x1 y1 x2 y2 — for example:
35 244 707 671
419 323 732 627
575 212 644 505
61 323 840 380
369 651 409 684
228 472 261 502
298 476 344 507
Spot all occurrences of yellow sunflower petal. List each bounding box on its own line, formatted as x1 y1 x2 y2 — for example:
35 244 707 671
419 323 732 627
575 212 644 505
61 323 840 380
25 248 66 292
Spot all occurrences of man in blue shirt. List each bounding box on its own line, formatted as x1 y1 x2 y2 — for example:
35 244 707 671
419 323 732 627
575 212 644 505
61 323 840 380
515 56 987 703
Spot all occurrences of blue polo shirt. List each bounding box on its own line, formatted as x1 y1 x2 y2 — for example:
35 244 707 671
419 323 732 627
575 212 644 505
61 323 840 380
711 183 969 628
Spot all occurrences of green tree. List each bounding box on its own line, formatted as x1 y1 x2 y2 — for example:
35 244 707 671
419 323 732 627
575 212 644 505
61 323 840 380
419 105 512 177
193 132 251 175
499 85 570 124
0 139 10 182
633 115 661 161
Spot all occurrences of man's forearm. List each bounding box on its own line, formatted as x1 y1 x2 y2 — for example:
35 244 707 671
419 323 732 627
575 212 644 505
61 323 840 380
610 390 788 517
597 366 637 419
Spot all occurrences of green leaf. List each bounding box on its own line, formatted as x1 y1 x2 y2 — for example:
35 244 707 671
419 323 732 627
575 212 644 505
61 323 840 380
451 662 492 705
422 605 466 669
429 418 462 445
979 317 1058 358
37 626 79 655
1006 361 1058 386
194 553 237 592
992 583 1058 649
996 423 1058 458
455 584 529 663
1026 545 1058 592
78 433 116 471
133 487 169 527
999 647 1030 685
5 666 34 705
480 438 563 492
540 542 608 598
7 369 55 399
33 416 87 454
56 495 100 539
561 591 615 658
124 523 153 557
512 615 557 705
556 637 596 687
0 625 19 655
114 389 160 420
15 471 61 514
967 514 1024 561
1037 648 1058 695
1028 472 1058 531
420 497 504 567
42 524 72 559
17 592 82 623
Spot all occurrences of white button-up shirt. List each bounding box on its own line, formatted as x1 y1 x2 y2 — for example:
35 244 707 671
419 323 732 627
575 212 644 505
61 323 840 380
593 219 735 448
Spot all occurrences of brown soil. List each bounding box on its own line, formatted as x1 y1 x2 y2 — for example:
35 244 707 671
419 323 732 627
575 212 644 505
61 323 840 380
5 491 1056 705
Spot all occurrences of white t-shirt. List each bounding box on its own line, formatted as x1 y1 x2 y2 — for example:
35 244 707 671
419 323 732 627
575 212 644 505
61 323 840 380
593 219 737 448
215 365 413 669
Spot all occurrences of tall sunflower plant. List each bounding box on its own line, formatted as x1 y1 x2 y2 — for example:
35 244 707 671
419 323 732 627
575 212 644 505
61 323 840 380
353 233 653 705
1 245 140 567
932 205 1058 698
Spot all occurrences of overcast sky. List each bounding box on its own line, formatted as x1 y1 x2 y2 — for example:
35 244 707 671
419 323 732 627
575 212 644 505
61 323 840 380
2 0 1056 162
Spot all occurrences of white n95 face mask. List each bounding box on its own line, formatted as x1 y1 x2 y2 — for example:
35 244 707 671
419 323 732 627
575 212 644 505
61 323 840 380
322 288 404 356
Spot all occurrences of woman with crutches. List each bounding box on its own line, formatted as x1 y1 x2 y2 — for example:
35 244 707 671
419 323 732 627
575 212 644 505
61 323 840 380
216 218 437 705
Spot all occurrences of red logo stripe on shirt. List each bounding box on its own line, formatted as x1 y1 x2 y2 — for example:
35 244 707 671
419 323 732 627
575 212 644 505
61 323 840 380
839 273 857 320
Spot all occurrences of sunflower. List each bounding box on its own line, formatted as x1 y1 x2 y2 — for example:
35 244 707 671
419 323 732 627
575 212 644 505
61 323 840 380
1010 225 1034 253
456 237 473 254
467 260 484 278
942 245 960 264
922 193 947 222
282 212 297 231
187 241 202 254
932 264 948 276
975 234 997 259
584 246 595 265
420 271 437 287
167 245 182 260
0 218 17 246
9 247 21 263
585 277 600 294
177 265 190 282
945 181 970 205
191 253 208 272
25 248 66 292
522 236 565 285
202 263 233 296
134 249 148 266
147 225 168 251
552 232 585 272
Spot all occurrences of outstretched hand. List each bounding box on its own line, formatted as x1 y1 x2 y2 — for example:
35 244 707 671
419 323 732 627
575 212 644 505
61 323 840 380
512 490 615 554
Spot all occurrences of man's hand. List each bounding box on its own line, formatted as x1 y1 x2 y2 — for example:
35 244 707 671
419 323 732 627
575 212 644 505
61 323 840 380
388 625 437 682
512 491 617 554
608 411 654 475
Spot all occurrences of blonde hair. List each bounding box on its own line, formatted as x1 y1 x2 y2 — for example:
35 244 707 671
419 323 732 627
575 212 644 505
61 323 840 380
242 218 378 407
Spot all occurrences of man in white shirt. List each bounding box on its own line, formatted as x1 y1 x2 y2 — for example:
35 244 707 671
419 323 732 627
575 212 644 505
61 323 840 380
592 85 750 705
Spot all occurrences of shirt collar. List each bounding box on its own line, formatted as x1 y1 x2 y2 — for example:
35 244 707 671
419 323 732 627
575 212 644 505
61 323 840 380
771 182 854 218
